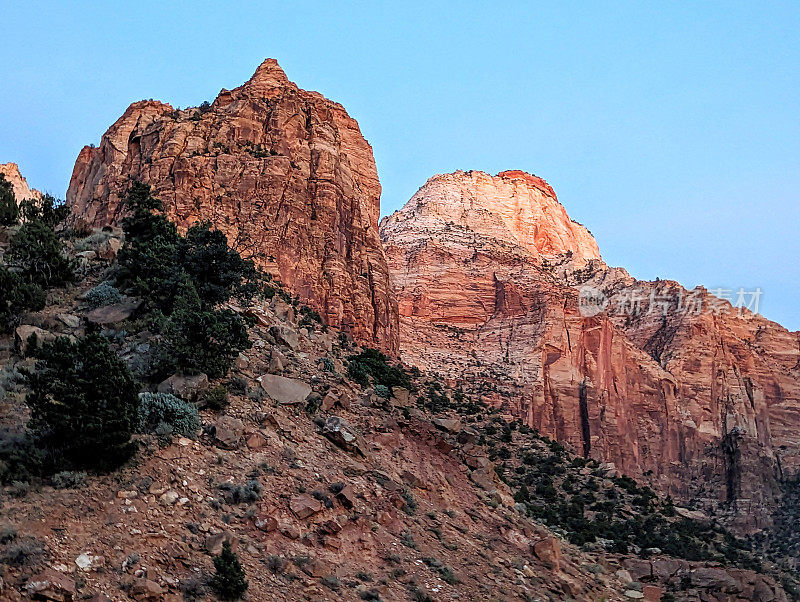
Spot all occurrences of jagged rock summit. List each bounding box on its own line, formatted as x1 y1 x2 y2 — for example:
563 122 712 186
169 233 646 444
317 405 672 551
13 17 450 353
0 162 42 202
382 168 800 533
67 59 398 353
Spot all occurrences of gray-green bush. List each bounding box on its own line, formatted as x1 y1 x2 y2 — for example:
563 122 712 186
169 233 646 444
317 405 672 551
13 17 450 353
84 282 123 308
137 392 200 439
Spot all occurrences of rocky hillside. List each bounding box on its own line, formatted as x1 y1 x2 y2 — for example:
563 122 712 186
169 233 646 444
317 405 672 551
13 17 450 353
381 169 800 534
0 214 793 601
66 59 397 354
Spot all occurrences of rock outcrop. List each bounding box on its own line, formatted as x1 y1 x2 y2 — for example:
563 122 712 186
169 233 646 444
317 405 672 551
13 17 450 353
66 59 398 353
382 169 800 531
0 162 42 203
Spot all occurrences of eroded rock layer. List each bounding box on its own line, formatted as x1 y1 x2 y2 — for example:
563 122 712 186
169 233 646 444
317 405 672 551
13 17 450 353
381 169 800 531
67 59 398 352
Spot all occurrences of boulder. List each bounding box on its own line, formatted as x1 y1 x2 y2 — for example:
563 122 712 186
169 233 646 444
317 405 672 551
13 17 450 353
469 467 496 491
258 373 311 404
320 391 338 412
56 313 81 329
25 568 76 601
279 522 301 540
391 387 410 406
337 484 358 509
15 325 55 354
213 416 244 449
690 566 741 593
159 490 179 505
269 324 299 350
290 493 323 519
401 470 424 489
234 353 249 370
246 432 268 450
532 536 562 571
457 427 479 445
95 236 122 261
432 417 462 432
321 416 367 456
254 515 278 532
86 298 141 325
157 373 209 401
319 519 341 535
464 453 492 470
642 585 664 601
75 552 101 571
268 349 286 373
129 578 163 600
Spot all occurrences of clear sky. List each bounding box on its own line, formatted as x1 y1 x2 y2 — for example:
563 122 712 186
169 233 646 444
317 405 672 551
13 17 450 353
2 1 798 329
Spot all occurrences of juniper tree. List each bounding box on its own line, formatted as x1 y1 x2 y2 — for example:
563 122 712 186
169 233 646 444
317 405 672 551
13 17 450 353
25 331 139 472
0 173 18 227
210 541 248 600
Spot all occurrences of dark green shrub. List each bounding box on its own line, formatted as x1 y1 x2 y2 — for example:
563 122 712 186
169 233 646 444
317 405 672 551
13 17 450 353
0 266 46 333
202 385 229 411
266 555 286 574
25 332 139 472
211 541 248 600
117 183 256 312
298 304 324 330
51 470 87 489
347 348 410 392
117 183 255 381
0 173 19 227
7 196 74 288
137 392 200 439
156 279 252 379
218 480 262 504
178 222 258 305
19 195 70 228
117 184 182 310
1 536 43 567
401 490 417 515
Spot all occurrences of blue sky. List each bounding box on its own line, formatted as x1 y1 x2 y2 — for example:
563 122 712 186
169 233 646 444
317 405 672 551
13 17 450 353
2 1 798 329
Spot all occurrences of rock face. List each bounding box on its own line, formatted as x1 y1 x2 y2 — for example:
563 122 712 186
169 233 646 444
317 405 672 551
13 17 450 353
382 169 800 531
0 162 42 202
66 59 397 353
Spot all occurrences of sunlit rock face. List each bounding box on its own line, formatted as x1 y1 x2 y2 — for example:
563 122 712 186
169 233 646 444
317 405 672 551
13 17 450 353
382 169 800 532
0 162 42 202
67 59 398 353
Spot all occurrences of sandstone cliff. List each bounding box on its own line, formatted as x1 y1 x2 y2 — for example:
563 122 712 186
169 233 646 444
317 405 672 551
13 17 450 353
66 59 398 353
0 162 42 203
382 169 800 531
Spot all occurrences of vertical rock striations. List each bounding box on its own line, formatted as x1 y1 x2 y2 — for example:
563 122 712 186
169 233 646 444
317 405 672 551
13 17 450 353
381 169 800 531
67 59 398 353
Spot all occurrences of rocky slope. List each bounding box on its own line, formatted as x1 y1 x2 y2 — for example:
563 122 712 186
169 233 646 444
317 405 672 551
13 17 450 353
0 163 42 203
381 169 800 533
65 59 397 353
0 224 791 601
